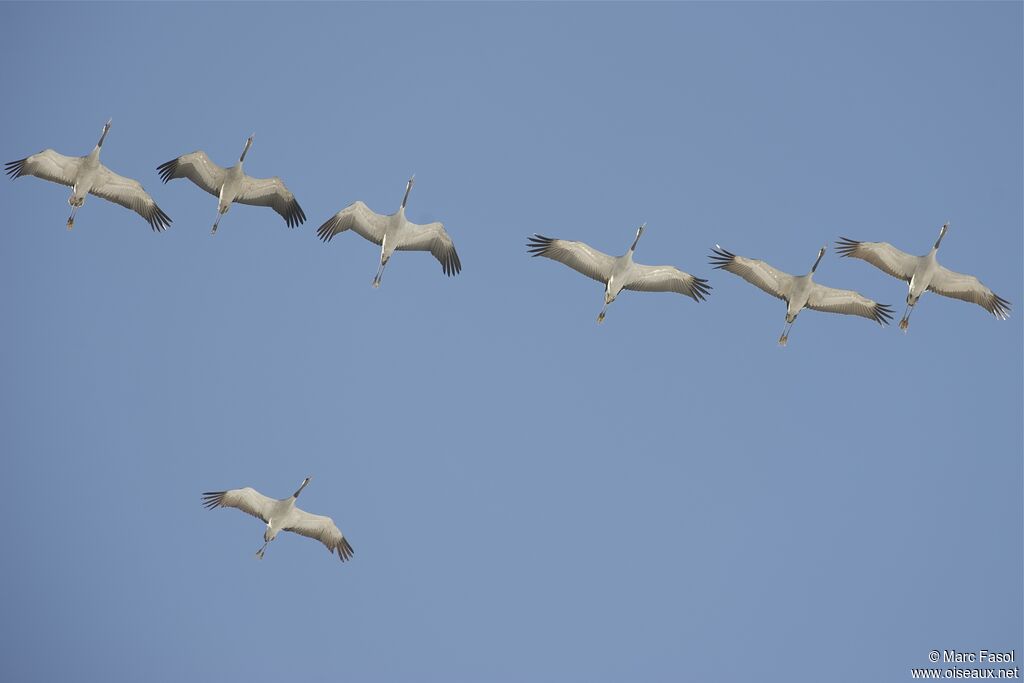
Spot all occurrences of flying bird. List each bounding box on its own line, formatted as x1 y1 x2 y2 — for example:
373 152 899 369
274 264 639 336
709 244 893 345
202 477 353 562
5 119 171 232
836 223 1010 331
157 134 305 235
527 224 710 323
316 176 461 287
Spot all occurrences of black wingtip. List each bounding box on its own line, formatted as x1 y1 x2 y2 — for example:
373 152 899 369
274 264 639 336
316 216 338 243
148 204 172 232
708 246 735 270
284 200 306 228
5 158 27 179
444 247 462 277
874 303 895 325
526 234 555 257
156 158 178 184
201 491 225 510
691 276 712 302
834 237 860 258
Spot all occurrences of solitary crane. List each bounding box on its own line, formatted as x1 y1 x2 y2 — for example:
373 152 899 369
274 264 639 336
527 224 710 323
157 135 305 235
709 244 893 345
5 119 171 232
202 477 354 563
836 223 1010 331
316 176 461 287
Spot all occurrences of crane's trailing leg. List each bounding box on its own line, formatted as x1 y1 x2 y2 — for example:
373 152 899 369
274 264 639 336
373 256 389 288
255 540 269 560
66 197 82 229
597 302 609 324
899 303 913 332
211 209 224 236
778 322 792 347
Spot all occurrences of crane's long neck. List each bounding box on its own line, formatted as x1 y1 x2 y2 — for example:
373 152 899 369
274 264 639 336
810 246 826 274
96 120 110 149
292 477 310 499
934 222 948 250
401 177 414 209
240 136 253 163
629 223 646 254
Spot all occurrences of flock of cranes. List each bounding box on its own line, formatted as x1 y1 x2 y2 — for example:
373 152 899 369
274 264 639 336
5 119 1015 565
5 120 1012 340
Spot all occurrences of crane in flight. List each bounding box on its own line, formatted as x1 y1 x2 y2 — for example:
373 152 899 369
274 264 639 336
710 244 893 345
157 134 305 235
836 223 1010 330
317 176 461 287
202 477 354 563
6 119 171 232
527 224 710 323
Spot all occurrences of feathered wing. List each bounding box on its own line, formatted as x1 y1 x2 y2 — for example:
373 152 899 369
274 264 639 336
526 234 616 283
285 508 355 562
90 166 172 232
5 149 83 187
201 487 276 522
396 221 462 276
623 264 711 301
928 265 1011 319
235 176 306 228
835 238 919 282
156 151 226 196
806 283 894 324
708 247 794 301
316 201 389 245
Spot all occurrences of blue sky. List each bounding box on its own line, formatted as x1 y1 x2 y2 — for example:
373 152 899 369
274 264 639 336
0 2 1020 681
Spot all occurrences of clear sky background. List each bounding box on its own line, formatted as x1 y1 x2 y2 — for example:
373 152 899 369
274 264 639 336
0 2 1020 681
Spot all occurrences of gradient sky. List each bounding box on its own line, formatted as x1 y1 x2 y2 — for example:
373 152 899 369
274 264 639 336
0 2 1020 682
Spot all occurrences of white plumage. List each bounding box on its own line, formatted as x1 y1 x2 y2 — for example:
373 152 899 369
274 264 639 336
836 223 1010 330
5 120 171 232
527 224 710 323
317 176 461 287
202 477 353 563
710 244 893 345
158 135 305 235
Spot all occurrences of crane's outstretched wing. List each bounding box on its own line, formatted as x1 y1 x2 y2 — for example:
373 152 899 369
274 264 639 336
527 234 616 283
623 264 711 301
396 221 462 276
156 151 226 196
285 508 354 562
235 176 306 228
90 166 172 232
708 247 794 301
5 149 83 187
928 266 1011 320
835 238 919 282
317 201 389 245
202 487 276 523
806 284 893 324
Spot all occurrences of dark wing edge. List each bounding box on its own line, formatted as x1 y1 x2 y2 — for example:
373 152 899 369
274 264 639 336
156 158 179 184
201 491 228 510
526 234 556 258
4 157 28 179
